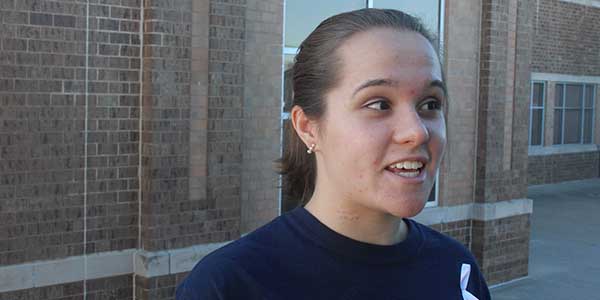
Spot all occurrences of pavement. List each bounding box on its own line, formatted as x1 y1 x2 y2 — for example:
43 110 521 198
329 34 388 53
490 178 600 300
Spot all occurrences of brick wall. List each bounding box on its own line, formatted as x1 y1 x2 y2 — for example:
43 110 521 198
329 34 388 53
531 0 600 76
135 272 188 300
0 274 132 300
510 0 534 192
528 0 600 185
472 214 530 285
0 0 546 297
476 0 532 203
85 0 141 256
430 219 472 248
1 0 88 266
202 0 246 242
473 0 533 283
240 0 282 232
438 0 480 206
140 0 195 251
2 0 284 297
0 0 140 265
528 150 600 185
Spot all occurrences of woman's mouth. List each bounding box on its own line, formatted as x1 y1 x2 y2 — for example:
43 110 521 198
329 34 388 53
385 161 424 178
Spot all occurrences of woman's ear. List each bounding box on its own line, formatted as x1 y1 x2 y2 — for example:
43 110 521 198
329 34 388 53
290 105 318 149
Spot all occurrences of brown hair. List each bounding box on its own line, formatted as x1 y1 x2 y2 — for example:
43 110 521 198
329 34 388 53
278 8 441 206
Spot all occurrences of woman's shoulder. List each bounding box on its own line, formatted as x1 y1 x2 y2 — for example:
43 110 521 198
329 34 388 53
408 219 477 262
407 219 491 300
189 214 291 267
176 248 263 300
176 214 294 299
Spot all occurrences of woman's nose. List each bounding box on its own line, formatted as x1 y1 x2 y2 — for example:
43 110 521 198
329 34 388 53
392 111 430 146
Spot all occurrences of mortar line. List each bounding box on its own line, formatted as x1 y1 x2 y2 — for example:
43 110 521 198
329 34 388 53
83 0 90 298
133 0 145 298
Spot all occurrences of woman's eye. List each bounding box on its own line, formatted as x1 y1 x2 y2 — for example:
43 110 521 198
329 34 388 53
420 99 442 111
366 100 391 111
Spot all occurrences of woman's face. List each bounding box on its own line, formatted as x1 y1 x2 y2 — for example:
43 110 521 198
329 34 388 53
313 28 446 218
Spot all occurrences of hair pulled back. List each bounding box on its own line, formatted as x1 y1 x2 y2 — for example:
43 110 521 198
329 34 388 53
278 8 439 206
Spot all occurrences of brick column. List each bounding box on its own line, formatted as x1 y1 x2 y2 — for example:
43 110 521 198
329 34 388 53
473 0 534 284
439 0 482 207
203 0 246 240
136 0 195 298
140 0 193 252
241 0 282 233
85 0 141 256
135 0 259 298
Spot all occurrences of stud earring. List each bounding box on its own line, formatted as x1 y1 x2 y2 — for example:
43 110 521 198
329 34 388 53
306 143 316 154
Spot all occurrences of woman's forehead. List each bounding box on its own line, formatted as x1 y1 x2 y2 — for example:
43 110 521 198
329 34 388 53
340 27 437 57
335 28 442 92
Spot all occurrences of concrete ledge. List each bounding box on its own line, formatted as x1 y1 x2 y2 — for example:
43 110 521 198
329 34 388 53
414 198 533 225
169 242 230 274
528 144 599 156
489 275 529 289
134 250 169 278
33 256 84 288
0 244 231 293
557 0 600 9
414 202 472 225
0 263 33 293
0 249 134 293
472 199 533 221
531 72 600 84
134 241 230 277
87 249 134 279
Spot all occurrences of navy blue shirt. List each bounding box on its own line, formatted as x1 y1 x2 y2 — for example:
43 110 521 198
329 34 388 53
176 207 491 299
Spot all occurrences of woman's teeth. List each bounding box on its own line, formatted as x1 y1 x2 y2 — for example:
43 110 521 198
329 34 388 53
395 170 420 178
387 161 424 178
390 161 423 169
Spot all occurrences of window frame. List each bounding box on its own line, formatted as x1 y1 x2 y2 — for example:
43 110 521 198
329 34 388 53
553 82 595 145
584 85 596 144
529 81 546 146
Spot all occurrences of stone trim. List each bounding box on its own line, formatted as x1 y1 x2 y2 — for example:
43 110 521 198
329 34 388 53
414 198 533 225
558 0 600 8
471 199 533 221
489 275 529 289
0 249 134 293
134 241 230 277
528 144 600 156
0 200 532 293
531 72 600 84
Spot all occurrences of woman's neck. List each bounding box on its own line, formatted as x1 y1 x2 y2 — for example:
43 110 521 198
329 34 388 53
304 193 408 246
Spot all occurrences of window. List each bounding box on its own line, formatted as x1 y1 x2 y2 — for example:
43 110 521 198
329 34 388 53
529 82 545 146
281 1 444 211
372 0 441 39
554 83 595 145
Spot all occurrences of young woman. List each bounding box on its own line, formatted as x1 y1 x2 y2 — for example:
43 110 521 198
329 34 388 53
177 9 491 300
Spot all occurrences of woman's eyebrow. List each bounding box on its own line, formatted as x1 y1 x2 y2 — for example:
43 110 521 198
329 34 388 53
352 78 447 97
430 80 447 97
352 78 398 97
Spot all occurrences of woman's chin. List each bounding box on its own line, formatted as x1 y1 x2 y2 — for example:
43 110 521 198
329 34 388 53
383 198 427 219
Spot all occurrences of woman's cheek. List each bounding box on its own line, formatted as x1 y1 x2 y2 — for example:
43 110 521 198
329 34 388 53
429 119 447 145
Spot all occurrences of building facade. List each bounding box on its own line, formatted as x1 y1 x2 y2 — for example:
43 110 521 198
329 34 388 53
527 0 600 184
0 0 597 299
